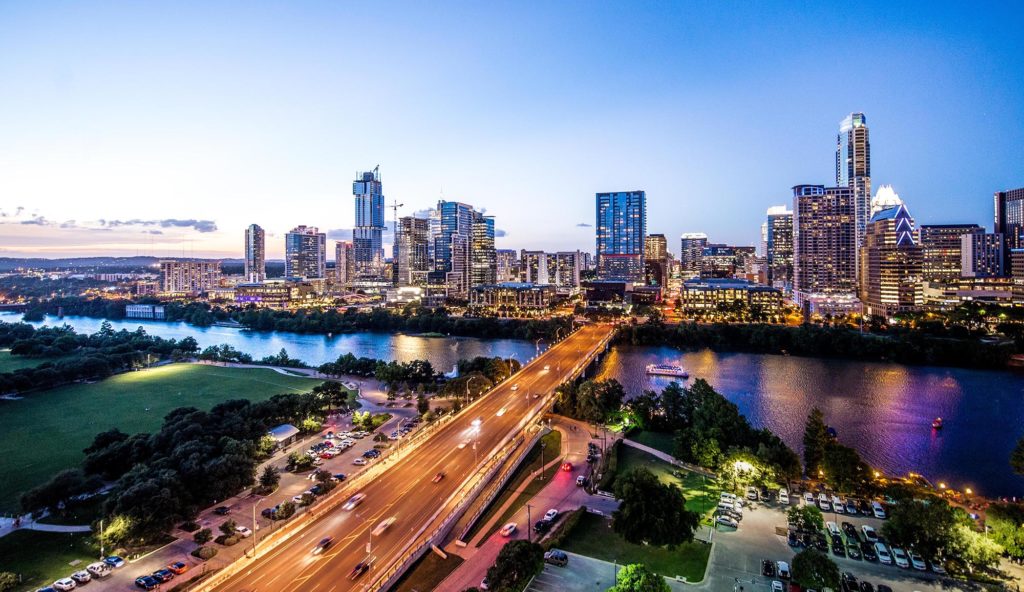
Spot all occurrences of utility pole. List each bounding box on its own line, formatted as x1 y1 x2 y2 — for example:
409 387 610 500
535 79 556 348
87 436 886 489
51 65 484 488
526 504 533 543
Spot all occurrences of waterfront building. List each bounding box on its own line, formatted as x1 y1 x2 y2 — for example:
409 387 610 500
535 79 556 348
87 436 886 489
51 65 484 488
244 224 266 283
159 259 221 295
285 226 326 279
679 278 784 316
470 212 497 287
395 216 430 286
353 167 385 276
679 233 708 278
994 187 1024 265
792 184 858 310
468 282 557 315
334 241 354 288
765 206 794 290
837 113 872 260
496 249 520 282
595 191 646 282
521 251 582 290
920 224 984 284
125 304 165 320
961 232 1005 278
858 192 923 318
235 280 317 309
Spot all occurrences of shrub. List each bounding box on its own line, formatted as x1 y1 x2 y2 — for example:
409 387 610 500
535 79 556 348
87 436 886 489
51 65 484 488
191 546 218 560
179 520 200 532
193 528 213 546
276 501 296 520
542 506 587 550
597 439 622 491
215 534 240 546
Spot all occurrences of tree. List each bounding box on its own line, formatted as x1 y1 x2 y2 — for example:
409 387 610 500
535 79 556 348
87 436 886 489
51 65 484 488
787 505 824 533
612 468 699 547
1012 436 1024 476
485 540 543 592
417 394 430 415
276 501 296 520
881 497 962 561
258 466 280 490
821 442 869 493
985 503 1024 560
607 563 670 592
950 524 1002 572
194 528 213 545
791 549 839 591
802 408 828 476
219 519 238 538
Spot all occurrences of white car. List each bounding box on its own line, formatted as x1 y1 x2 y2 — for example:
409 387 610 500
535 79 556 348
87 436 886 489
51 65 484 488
832 495 844 513
779 488 789 505
861 524 878 542
776 561 790 579
817 493 830 511
86 563 111 578
543 365 550 371
715 515 738 528
803 492 815 505
772 581 784 592
373 516 397 536
52 579 77 591
892 547 910 568
352 458 367 465
876 542 893 565
544 509 558 521
500 522 517 537
70 571 91 584
746 487 758 501
909 550 927 571
510 384 520 391
235 525 253 538
342 493 366 510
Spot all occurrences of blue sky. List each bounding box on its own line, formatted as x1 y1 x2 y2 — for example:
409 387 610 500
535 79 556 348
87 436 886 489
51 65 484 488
1 1 1022 258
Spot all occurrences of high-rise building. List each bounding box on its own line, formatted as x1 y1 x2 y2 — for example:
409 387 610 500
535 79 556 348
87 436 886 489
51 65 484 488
962 232 1005 278
679 233 708 278
285 225 326 279
595 191 646 282
858 192 923 318
434 201 474 295
792 184 858 304
160 260 221 294
470 212 496 287
765 206 793 290
244 224 266 283
395 217 430 286
644 234 668 260
994 187 1024 264
522 251 550 285
353 167 385 276
837 113 872 257
920 224 983 283
496 249 520 283
335 241 354 287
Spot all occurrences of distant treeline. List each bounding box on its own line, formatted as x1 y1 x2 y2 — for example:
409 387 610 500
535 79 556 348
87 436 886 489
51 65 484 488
618 321 1015 370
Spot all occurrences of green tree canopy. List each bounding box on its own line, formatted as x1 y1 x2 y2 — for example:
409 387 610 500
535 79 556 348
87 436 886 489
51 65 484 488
485 540 544 592
978 503 1024 560
612 468 699 547
881 496 964 561
607 563 670 592
802 407 828 476
787 505 824 532
821 442 870 493
791 549 839 591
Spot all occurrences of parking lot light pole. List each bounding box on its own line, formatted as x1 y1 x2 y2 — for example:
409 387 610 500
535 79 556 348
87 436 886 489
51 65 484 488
252 497 266 558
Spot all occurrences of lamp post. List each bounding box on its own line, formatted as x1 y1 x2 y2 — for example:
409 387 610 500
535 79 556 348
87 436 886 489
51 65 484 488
526 504 533 543
465 375 486 406
252 497 266 558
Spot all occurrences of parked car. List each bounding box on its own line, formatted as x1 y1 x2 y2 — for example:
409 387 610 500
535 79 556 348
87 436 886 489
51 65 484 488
70 571 91 584
534 519 552 534
776 561 791 580
909 550 927 570
845 499 858 514
134 576 159 590
840 572 858 592
872 501 887 519
235 525 253 538
52 579 76 591
576 475 586 487
832 495 844 513
875 542 893 565
544 509 558 521
861 524 878 542
168 562 189 575
861 542 878 562
772 581 784 592
715 515 738 528
103 556 125 569
151 569 174 583
859 581 874 592
213 506 231 516
86 563 111 578
846 543 862 560
544 549 568 566
832 540 847 557
779 488 790 505
746 487 758 500
787 531 801 547
352 458 367 466
761 559 776 577
891 547 910 568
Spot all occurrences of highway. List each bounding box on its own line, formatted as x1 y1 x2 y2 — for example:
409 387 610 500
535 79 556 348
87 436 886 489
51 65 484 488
209 323 613 592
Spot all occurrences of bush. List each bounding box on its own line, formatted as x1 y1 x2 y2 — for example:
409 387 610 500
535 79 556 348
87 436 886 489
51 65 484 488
597 439 622 491
215 534 240 546
191 546 218 560
276 501 296 520
193 528 213 545
0 572 18 592
179 520 200 532
543 506 587 550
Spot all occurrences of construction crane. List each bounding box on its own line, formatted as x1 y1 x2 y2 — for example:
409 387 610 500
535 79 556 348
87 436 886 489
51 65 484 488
389 199 404 242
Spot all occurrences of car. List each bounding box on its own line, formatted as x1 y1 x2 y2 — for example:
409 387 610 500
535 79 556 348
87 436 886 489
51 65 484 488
325 431 334 438
875 542 892 565
262 507 277 518
348 561 370 580
333 473 347 482
891 547 909 568
826 521 841 537
103 556 125 569
846 499 858 514
772 581 784 592
818 493 831 511
877 586 893 592
787 531 801 547
720 491 737 502
52 579 76 591
930 559 947 574
858 582 874 592
846 543 862 560
343 493 366 510
134 576 159 590
544 509 559 521
871 501 887 519
310 485 323 495
353 458 367 465
319 451 335 459
510 384 520 391
576 475 586 487
715 515 738 528
776 561 791 580
373 516 397 536
292 494 306 504
432 472 445 483
500 522 517 537
842 521 858 539
779 488 790 505
235 525 253 538
213 506 231 516
747 486 758 500
35 588 57 592
832 540 847 557
312 536 334 554
761 559 776 577
544 549 568 566
813 534 829 553
909 550 927 570
70 571 91 584
534 519 552 533
803 492 815 505
364 449 381 458
168 562 189 575
840 572 858 592
561 462 573 472
151 569 174 582
861 524 878 542
832 495 845 513
861 541 878 561
86 563 111 578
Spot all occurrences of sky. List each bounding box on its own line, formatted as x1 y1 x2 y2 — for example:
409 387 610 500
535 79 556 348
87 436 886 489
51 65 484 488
1 1 1022 259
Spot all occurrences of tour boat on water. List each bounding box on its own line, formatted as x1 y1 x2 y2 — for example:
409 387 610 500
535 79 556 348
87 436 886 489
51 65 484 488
645 364 689 378
932 417 944 430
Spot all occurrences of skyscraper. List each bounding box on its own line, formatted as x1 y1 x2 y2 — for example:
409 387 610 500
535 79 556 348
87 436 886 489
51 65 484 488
764 206 793 290
285 225 326 279
496 249 520 282
595 191 646 282
644 234 668 260
858 191 923 318
395 216 430 286
679 233 708 279
335 241 354 287
434 201 475 295
920 224 983 283
962 233 1005 278
470 212 496 287
837 113 872 258
792 184 857 303
994 187 1024 266
353 167 385 276
244 224 266 283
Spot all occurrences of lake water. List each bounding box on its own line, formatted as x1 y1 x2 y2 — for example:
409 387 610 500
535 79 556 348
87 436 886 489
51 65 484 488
4 312 1023 498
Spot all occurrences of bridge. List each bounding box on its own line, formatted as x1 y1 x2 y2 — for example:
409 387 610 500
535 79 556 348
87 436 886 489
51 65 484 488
201 322 616 592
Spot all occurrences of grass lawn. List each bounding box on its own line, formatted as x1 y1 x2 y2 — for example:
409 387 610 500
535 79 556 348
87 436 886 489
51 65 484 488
0 363 322 512
559 512 711 582
37 495 107 526
613 446 719 517
0 349 62 373
0 529 100 589
463 429 562 545
390 550 464 592
630 430 676 456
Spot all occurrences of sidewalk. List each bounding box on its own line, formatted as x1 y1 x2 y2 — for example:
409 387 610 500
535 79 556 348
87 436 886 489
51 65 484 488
0 515 92 539
622 438 717 478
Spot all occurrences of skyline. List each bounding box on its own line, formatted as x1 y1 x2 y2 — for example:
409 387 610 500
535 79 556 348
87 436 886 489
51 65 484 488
1 2 1023 259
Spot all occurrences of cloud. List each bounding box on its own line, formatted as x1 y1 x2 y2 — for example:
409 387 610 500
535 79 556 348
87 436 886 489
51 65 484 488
21 215 50 226
99 218 218 233
2 211 218 235
145 230 164 235
495 228 508 237
327 228 353 240
576 222 593 228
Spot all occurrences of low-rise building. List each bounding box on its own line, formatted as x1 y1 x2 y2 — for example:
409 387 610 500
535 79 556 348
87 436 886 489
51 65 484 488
469 282 556 314
680 278 784 315
125 304 165 320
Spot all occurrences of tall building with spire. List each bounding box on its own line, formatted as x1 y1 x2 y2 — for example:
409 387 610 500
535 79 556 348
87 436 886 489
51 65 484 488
353 167 385 276
244 224 266 283
859 187 923 317
837 113 872 256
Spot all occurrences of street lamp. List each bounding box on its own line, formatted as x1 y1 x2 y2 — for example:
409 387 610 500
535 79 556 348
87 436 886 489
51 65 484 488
252 497 267 558
465 375 486 406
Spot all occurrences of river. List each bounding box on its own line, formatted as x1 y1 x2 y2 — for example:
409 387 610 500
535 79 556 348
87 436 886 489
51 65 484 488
4 313 1024 498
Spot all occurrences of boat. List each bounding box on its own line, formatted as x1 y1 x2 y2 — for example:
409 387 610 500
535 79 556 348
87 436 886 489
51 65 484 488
645 364 689 378
932 417 943 430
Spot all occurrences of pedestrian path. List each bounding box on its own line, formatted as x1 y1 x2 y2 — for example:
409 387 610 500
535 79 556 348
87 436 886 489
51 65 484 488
622 438 717 478
0 515 93 539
